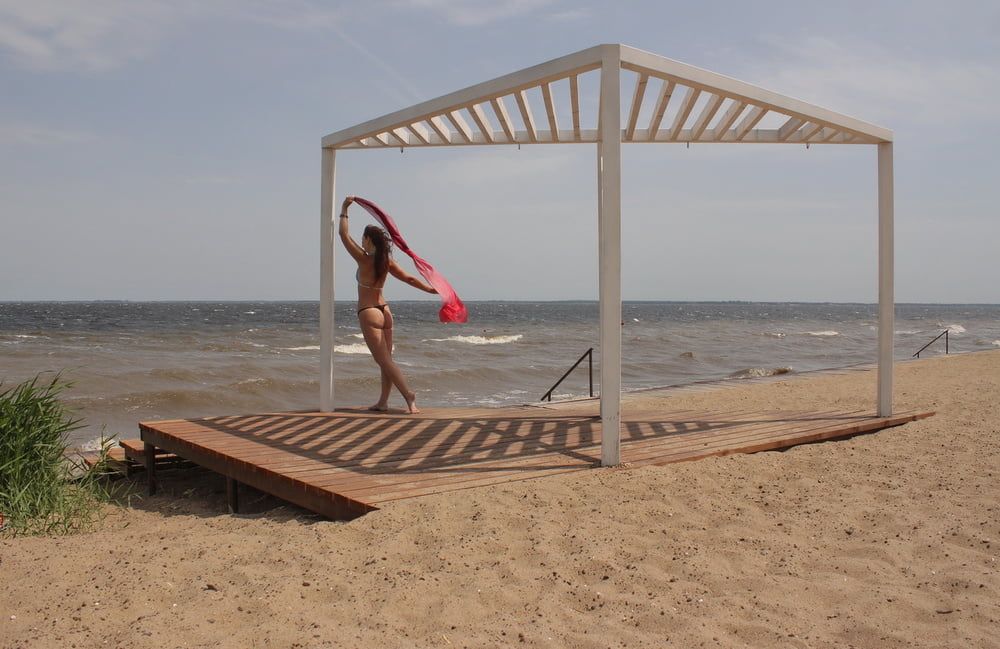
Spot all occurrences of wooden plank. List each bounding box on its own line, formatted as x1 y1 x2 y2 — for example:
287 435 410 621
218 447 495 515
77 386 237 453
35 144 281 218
625 72 649 140
515 90 538 142
541 82 560 142
647 79 675 140
569 75 581 141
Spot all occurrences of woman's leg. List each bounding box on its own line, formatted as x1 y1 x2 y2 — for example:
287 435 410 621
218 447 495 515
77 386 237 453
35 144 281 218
359 308 419 413
374 318 394 409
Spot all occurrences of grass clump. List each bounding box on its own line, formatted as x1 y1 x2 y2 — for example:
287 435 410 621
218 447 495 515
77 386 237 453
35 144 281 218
0 374 116 536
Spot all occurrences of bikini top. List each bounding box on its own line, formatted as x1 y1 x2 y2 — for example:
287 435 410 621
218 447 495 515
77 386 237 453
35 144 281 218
356 268 384 291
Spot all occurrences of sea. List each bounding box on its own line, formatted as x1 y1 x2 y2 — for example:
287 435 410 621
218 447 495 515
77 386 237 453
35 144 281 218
1 301 998 449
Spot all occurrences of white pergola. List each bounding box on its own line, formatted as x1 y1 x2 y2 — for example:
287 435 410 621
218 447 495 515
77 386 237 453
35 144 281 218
319 43 895 466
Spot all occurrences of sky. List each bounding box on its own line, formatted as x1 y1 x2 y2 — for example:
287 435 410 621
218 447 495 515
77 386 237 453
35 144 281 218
1 0 997 303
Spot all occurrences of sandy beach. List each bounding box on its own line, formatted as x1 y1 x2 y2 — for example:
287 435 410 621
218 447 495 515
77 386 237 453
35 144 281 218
2 350 997 648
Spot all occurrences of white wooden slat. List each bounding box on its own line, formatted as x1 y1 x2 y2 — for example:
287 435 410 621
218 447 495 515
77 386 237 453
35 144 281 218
373 132 391 146
689 93 723 140
668 87 701 140
798 122 824 141
406 122 430 144
735 106 766 140
389 128 409 146
490 97 516 142
468 104 495 143
447 110 473 143
541 83 560 142
647 79 675 141
777 116 804 141
427 116 452 143
820 127 842 143
625 72 649 141
570 75 581 141
515 90 538 142
711 100 746 141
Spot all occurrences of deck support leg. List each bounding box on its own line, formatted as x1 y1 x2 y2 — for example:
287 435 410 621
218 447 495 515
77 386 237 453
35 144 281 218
144 442 157 496
320 147 337 412
597 45 622 466
877 142 894 417
227 477 239 514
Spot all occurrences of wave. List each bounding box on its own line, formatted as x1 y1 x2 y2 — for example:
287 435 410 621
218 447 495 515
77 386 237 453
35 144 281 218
285 345 321 351
427 334 523 345
804 331 838 337
728 367 793 380
895 330 920 335
760 332 785 338
938 323 966 334
993 340 1000 347
334 343 370 354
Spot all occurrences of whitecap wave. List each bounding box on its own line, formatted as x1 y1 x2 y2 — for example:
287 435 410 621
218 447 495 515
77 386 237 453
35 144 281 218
895 330 920 335
427 334 523 345
993 340 1000 347
762 332 786 338
805 331 839 337
335 343 371 354
285 345 320 351
939 323 966 334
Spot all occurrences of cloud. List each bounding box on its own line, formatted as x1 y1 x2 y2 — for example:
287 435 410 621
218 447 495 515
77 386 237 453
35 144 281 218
0 122 97 145
744 35 1000 129
0 0 179 71
0 0 346 72
393 0 557 26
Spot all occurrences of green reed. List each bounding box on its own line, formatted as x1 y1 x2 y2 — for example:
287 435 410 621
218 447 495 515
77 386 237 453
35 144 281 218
0 375 117 536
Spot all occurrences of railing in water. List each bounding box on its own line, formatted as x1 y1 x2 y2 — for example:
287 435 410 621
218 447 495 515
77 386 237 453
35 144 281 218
913 329 949 358
540 348 594 402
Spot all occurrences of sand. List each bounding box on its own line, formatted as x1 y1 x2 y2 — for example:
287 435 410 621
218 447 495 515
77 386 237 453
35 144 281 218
2 351 998 648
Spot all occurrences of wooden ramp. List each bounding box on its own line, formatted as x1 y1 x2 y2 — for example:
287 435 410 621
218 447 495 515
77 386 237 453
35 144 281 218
139 406 932 520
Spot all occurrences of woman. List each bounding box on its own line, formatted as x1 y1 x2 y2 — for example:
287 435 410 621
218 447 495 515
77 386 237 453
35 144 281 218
339 195 436 413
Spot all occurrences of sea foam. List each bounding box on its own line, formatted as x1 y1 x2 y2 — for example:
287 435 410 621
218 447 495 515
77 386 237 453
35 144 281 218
804 331 839 337
940 323 966 334
428 334 523 345
334 343 370 354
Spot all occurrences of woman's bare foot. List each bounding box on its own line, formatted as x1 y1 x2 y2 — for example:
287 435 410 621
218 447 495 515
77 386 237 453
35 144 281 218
368 403 389 412
404 392 420 414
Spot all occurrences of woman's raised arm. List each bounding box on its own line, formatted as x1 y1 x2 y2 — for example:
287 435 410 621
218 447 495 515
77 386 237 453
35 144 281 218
338 196 366 262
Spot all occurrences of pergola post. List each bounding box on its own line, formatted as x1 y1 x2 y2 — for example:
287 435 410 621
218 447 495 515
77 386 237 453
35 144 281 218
598 47 622 466
877 142 894 416
320 148 337 411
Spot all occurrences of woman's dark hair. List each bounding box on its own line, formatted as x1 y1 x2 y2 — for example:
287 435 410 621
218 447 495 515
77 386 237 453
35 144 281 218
363 225 391 282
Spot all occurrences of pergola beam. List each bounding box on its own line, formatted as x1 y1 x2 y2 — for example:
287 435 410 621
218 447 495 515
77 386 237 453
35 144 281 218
625 72 649 141
598 47 622 466
468 104 495 143
647 79 676 141
515 90 538 142
490 97 517 143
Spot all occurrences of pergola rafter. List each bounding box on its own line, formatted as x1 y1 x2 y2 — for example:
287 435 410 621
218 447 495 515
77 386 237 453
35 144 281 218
319 44 895 467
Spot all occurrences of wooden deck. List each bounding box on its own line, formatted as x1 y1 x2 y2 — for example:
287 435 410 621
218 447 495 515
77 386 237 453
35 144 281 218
139 404 932 520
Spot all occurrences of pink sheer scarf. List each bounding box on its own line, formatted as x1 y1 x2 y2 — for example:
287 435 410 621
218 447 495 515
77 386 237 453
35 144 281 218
352 197 468 324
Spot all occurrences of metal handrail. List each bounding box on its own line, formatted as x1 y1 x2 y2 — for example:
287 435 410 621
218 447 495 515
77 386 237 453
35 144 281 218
913 329 949 358
540 347 594 402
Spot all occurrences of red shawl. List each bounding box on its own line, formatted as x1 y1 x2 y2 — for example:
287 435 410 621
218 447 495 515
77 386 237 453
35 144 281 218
352 197 468 324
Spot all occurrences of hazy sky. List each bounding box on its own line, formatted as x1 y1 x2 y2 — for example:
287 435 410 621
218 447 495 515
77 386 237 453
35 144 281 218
1 1 997 302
